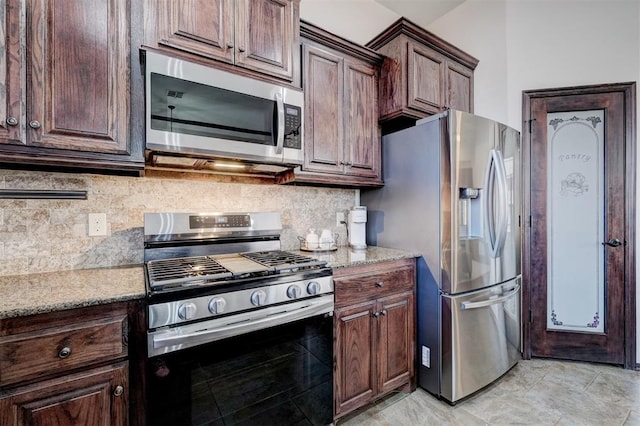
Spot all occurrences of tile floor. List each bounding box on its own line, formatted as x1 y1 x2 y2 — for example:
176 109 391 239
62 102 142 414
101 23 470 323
340 359 640 425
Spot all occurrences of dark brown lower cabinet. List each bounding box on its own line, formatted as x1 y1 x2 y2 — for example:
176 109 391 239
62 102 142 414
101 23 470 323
0 301 135 426
0 362 128 425
333 258 416 421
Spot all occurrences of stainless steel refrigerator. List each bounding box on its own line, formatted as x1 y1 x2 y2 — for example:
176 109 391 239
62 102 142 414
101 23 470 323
361 109 522 404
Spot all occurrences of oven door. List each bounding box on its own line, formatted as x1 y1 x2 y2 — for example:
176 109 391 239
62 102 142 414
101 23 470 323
146 305 334 425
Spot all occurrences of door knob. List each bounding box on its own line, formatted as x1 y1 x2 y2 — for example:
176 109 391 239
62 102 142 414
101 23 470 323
602 238 623 247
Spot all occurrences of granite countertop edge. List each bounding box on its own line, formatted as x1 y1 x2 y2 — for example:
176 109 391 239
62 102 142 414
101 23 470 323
0 246 420 320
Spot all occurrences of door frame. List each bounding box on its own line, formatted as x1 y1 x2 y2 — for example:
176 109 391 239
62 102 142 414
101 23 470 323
522 82 637 369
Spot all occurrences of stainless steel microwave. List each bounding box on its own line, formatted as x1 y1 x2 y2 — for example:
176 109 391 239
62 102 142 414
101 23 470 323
143 51 304 171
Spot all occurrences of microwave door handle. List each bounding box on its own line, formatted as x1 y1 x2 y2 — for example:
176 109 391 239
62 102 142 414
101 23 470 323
275 92 285 155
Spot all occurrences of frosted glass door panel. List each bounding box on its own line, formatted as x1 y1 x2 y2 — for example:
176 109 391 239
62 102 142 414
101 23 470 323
546 110 604 333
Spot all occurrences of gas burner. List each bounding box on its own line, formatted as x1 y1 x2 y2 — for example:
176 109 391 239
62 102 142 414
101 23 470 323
146 256 232 288
242 250 326 272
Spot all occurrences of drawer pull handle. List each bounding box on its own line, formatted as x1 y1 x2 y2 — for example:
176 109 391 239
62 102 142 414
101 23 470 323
58 347 72 359
375 281 384 288
113 385 124 397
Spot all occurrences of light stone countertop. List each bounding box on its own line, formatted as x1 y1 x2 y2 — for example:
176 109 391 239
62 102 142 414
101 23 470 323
0 246 419 320
0 265 146 320
291 245 420 269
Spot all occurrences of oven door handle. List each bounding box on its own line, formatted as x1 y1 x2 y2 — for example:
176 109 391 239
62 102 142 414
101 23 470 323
149 295 334 357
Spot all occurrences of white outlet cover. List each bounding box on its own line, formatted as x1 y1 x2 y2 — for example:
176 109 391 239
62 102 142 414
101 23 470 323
88 213 107 236
422 346 430 368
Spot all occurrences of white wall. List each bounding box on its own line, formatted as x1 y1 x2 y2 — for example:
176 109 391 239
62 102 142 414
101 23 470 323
302 0 640 364
427 0 640 365
299 0 398 44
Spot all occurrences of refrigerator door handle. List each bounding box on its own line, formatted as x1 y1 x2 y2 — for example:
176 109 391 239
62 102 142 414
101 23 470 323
483 150 496 253
460 283 520 310
493 149 509 255
483 149 507 258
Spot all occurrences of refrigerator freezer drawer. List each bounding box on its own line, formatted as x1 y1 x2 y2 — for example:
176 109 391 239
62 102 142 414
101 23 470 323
441 278 521 403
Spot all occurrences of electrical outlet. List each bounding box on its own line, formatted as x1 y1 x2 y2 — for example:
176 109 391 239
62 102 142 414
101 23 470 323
336 211 345 226
422 346 431 368
88 213 107 236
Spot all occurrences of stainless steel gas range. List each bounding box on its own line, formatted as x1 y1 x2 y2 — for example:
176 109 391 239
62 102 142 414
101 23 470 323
143 212 334 425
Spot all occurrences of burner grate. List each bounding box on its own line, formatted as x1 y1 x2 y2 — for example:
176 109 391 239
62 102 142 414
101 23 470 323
147 256 233 287
242 250 326 272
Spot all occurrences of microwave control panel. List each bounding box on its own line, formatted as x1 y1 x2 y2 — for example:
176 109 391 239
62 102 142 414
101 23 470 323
283 104 302 149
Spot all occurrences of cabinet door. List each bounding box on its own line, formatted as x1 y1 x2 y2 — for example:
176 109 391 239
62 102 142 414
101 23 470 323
235 0 296 81
344 59 380 179
0 362 128 426
377 291 415 395
446 60 474 112
0 0 21 145
26 0 129 154
334 300 377 416
407 41 445 115
149 0 234 64
302 44 344 174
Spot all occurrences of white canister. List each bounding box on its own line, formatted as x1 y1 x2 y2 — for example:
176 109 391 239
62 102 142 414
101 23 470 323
305 229 319 249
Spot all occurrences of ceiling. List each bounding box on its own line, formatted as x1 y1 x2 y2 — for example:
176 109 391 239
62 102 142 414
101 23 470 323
299 0 465 45
375 0 465 28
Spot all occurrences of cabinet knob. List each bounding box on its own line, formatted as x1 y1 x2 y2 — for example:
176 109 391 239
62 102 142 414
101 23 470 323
29 120 41 129
238 46 246 53
227 42 234 49
113 385 124 397
6 117 18 126
375 281 384 288
381 309 387 316
58 347 72 359
346 161 353 166
372 311 380 318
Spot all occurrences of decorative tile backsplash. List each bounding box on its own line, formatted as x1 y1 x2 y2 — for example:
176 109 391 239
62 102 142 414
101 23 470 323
0 170 357 276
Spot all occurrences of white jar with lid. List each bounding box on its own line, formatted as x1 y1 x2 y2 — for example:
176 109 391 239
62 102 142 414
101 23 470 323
305 229 319 249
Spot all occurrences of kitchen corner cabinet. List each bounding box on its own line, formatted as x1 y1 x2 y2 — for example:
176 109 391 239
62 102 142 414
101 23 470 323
0 0 143 174
0 302 132 426
143 0 300 86
288 21 383 188
366 18 478 122
333 258 416 420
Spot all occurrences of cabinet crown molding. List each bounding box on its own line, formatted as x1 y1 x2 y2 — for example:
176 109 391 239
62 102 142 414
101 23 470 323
366 17 479 70
301 20 383 65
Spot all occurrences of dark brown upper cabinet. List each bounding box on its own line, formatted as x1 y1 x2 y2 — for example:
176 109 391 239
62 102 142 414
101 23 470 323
0 0 143 174
143 0 300 87
366 18 478 123
283 21 383 188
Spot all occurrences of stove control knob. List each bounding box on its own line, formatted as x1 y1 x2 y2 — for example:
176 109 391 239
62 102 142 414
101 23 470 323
177 302 197 320
250 290 267 306
286 285 302 299
307 281 320 295
208 297 227 315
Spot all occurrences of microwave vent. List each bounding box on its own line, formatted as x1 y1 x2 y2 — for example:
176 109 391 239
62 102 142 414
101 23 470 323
166 90 184 99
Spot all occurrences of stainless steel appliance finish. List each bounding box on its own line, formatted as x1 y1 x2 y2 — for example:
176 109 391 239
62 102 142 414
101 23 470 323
361 109 522 403
143 212 334 425
149 293 334 357
143 212 333 355
143 51 304 170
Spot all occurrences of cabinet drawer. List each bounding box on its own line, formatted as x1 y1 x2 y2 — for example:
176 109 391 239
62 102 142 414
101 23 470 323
0 315 127 387
335 265 415 307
